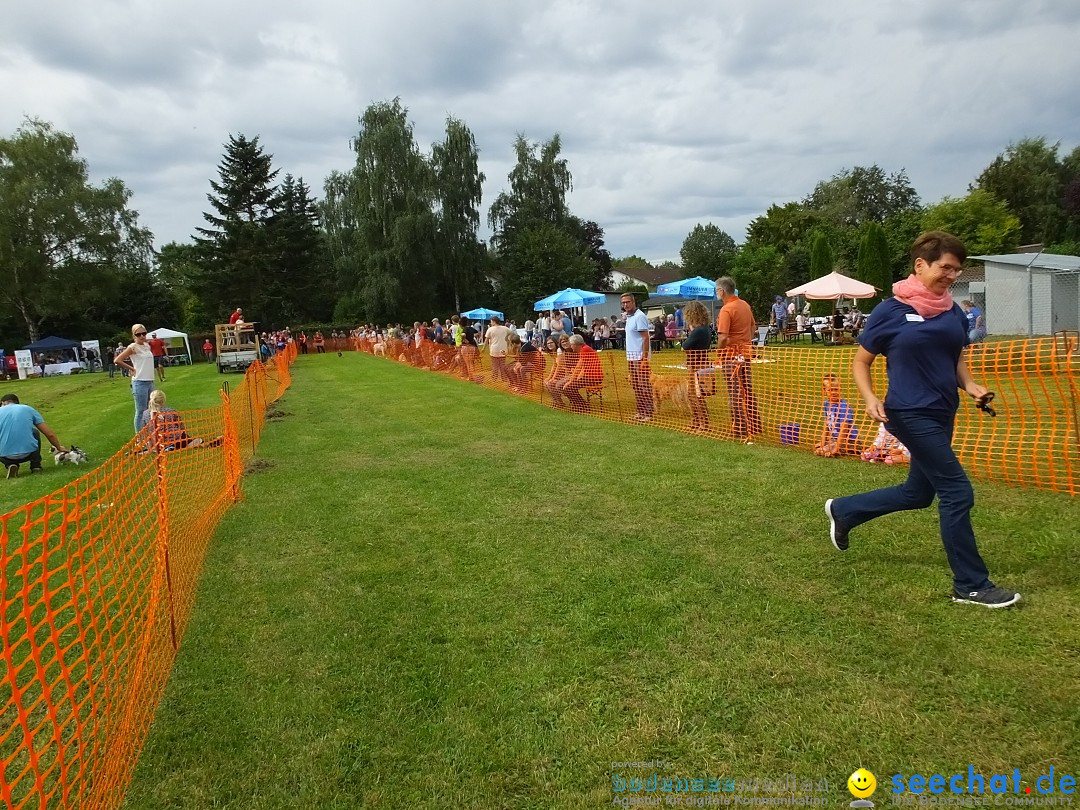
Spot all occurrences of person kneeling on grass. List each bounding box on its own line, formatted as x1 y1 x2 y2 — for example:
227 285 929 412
814 372 859 457
0 393 68 479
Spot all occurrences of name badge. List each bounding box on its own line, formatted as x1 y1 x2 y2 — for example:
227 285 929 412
905 314 925 323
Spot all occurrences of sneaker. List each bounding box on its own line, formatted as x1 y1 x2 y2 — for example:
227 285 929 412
952 585 1021 608
825 498 849 551
5 464 17 480
29 467 43 474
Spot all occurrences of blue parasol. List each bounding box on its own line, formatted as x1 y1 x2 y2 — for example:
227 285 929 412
533 288 606 311
461 307 504 320
655 276 717 299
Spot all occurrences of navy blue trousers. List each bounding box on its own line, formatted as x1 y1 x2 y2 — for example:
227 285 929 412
830 408 992 592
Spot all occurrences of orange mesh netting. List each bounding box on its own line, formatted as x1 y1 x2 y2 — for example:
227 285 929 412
1 349 294 810
351 334 1078 496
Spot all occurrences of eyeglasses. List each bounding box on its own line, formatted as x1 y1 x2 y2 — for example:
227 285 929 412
134 332 147 336
937 264 964 276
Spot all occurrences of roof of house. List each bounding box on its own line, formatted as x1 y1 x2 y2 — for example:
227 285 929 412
611 265 685 287
972 253 1080 271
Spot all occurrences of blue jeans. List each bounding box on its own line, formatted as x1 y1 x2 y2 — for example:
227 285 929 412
132 379 154 433
830 408 991 592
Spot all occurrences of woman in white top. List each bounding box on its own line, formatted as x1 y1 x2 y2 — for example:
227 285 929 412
115 323 156 433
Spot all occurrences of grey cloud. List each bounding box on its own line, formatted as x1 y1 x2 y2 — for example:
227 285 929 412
2 0 1078 259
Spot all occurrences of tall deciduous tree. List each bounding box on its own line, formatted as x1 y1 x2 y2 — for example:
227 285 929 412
320 169 363 320
346 99 438 323
680 223 737 278
157 241 214 333
432 117 486 312
497 223 596 320
975 137 1069 246
805 165 920 227
729 245 785 320
194 134 281 322
613 255 653 269
489 134 605 319
570 217 614 290
920 189 1021 257
488 134 572 251
0 119 155 342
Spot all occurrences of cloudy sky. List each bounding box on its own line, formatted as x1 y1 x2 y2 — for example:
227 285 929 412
3 0 1079 262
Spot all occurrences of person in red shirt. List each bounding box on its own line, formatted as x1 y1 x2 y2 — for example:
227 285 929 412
147 333 168 382
560 335 604 412
715 277 761 440
228 307 243 324
202 338 214 363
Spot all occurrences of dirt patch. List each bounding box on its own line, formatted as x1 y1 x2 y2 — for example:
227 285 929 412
265 406 290 420
244 458 275 475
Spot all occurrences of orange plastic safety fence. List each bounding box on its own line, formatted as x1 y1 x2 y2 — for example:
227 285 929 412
1 353 294 810
348 336 1078 496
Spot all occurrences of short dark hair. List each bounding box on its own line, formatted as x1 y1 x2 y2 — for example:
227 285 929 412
1 394 19 405
911 231 967 265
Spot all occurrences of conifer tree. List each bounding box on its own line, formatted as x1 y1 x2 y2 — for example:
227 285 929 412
195 134 281 322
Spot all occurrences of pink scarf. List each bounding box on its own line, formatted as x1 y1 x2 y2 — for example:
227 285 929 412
892 274 954 318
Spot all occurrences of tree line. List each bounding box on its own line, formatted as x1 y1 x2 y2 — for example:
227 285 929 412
2 105 1078 346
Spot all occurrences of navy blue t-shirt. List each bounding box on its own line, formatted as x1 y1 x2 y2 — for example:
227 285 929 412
858 299 969 412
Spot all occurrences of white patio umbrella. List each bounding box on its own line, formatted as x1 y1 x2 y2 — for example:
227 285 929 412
786 272 878 300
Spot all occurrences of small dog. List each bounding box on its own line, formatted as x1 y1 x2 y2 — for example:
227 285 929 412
53 446 89 465
652 377 691 414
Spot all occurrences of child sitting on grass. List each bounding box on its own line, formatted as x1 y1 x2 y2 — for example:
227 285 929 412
147 390 202 451
860 423 910 465
814 372 859 457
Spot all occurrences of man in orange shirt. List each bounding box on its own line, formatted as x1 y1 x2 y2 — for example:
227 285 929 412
715 276 761 440
147 332 168 382
561 335 604 412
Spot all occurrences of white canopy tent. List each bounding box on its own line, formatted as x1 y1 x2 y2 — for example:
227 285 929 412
149 327 193 364
786 272 878 301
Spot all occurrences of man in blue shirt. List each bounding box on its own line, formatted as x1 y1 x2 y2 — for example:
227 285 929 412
961 300 986 343
0 394 68 478
771 296 788 331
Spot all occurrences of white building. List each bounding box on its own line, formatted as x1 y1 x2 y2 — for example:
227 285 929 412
971 253 1080 336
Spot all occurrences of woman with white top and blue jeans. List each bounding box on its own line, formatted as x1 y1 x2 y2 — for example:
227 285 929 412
114 323 156 434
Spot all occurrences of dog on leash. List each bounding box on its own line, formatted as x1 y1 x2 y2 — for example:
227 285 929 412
652 376 691 414
53 445 89 465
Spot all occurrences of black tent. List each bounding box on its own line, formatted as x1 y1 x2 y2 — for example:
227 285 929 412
22 336 80 352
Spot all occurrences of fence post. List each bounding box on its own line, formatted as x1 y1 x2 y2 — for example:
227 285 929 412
150 416 178 651
220 385 242 503
246 367 257 458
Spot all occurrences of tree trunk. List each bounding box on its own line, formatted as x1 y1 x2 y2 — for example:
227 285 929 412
16 300 40 343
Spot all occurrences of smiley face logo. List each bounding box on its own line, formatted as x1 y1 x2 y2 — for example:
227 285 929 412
848 769 877 799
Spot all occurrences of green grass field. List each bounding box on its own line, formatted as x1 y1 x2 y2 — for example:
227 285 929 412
0 362 230 514
5 356 1079 808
